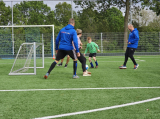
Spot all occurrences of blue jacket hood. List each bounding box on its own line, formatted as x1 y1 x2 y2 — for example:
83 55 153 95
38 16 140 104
55 24 79 52
65 24 74 30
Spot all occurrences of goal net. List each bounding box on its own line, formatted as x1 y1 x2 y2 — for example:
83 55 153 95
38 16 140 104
0 25 55 59
9 42 44 75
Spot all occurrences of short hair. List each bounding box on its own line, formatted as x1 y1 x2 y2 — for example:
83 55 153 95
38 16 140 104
128 24 134 28
68 18 75 24
76 29 82 35
87 37 92 41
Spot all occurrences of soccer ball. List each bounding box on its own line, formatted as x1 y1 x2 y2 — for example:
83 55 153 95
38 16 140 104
86 65 89 70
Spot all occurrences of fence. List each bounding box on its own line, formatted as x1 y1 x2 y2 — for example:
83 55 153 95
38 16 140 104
0 32 160 59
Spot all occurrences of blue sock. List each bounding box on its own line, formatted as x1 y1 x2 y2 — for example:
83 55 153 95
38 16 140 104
95 60 98 66
90 62 94 67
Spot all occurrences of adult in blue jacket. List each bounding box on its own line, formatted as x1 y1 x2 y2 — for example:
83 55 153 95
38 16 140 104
119 24 139 69
44 18 80 79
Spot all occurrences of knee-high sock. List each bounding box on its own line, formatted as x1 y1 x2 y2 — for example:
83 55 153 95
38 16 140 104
90 62 94 67
47 61 57 74
73 61 77 75
95 60 98 66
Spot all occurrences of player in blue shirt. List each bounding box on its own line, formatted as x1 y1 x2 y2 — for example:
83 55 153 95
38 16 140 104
44 18 80 79
119 24 139 69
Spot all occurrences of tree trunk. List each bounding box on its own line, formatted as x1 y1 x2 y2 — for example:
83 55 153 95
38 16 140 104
123 0 130 51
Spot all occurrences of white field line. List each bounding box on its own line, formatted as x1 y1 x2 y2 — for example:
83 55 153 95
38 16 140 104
45 56 160 59
34 97 160 119
99 56 160 58
0 87 160 92
44 60 145 64
0 60 145 65
0 60 146 65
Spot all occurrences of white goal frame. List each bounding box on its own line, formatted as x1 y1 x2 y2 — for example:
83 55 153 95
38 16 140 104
9 42 44 75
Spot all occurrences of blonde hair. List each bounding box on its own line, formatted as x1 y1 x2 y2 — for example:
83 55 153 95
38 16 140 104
87 37 92 41
76 29 82 35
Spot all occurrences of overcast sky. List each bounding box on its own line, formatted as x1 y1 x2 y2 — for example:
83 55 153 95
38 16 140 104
4 1 79 11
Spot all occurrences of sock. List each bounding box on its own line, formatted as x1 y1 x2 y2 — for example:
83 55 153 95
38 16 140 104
90 62 94 67
95 60 98 66
47 61 57 74
65 64 68 66
73 61 77 75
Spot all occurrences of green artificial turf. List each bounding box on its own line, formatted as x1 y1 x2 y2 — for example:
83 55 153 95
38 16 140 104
0 55 160 119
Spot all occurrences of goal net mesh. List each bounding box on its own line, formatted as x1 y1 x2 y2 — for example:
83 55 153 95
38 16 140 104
0 25 54 58
9 42 44 75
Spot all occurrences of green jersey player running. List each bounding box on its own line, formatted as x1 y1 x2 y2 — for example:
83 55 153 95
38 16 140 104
84 37 100 68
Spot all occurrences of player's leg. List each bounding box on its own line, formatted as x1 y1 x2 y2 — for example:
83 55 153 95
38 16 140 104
67 50 79 78
92 53 98 68
119 47 129 69
78 52 91 76
124 47 130 66
57 58 64 66
128 48 139 69
89 53 94 68
64 55 70 68
44 50 66 79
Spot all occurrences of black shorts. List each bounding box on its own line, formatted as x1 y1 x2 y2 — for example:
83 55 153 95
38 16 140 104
56 50 77 61
89 53 96 57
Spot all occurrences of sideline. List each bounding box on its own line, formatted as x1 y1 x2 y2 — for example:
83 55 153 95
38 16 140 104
0 87 160 92
34 97 160 119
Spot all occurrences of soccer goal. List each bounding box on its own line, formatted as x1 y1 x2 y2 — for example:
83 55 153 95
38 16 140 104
9 42 44 75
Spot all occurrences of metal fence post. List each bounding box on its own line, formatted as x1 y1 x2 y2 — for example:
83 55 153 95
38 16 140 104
12 33 14 55
42 34 43 43
101 33 103 53
159 32 160 52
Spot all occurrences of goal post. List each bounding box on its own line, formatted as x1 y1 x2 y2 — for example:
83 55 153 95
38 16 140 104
9 42 44 75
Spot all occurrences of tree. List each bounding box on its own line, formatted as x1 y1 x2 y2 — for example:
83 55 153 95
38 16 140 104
147 15 160 31
14 1 55 25
54 2 72 26
77 8 98 33
54 2 80 31
142 0 160 16
102 7 124 32
0 1 11 25
132 8 157 27
75 1 124 33
74 0 147 50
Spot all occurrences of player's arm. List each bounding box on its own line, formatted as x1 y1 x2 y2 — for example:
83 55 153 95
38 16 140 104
55 31 61 52
80 39 83 49
80 39 83 46
94 42 100 52
73 31 79 53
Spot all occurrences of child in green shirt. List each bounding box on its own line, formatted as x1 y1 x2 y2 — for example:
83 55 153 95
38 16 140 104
84 37 100 68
